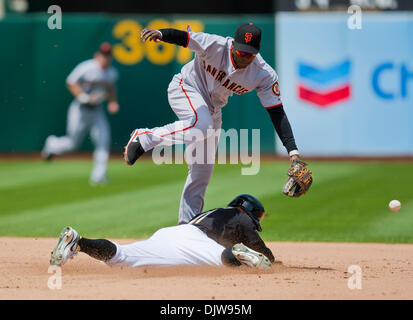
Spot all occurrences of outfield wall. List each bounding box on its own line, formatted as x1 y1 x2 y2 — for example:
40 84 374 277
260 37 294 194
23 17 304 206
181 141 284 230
3 12 411 156
0 14 276 153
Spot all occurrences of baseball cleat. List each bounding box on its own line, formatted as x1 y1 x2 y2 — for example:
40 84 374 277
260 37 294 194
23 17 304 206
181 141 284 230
89 176 110 186
232 243 272 270
124 129 145 166
50 226 80 266
41 150 54 161
41 136 56 161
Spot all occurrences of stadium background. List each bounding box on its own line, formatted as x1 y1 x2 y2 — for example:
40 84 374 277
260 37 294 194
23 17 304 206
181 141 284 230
1 0 413 301
1 0 413 242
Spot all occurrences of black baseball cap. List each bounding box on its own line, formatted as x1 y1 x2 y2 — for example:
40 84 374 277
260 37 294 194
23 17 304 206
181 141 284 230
233 23 261 54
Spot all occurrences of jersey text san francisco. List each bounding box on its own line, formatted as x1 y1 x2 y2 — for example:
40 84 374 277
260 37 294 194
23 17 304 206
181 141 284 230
202 60 249 95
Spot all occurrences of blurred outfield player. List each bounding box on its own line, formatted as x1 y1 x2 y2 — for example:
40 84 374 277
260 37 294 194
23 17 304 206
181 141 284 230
41 43 119 185
124 23 303 224
50 194 274 269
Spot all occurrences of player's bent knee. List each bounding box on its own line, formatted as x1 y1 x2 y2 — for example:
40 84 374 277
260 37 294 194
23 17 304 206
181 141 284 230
194 106 214 133
193 121 214 140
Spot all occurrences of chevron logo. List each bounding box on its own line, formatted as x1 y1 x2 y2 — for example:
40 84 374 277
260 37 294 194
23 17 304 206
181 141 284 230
297 60 351 107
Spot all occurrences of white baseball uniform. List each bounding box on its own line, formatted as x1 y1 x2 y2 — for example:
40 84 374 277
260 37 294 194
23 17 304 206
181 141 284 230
135 27 282 223
107 224 225 267
43 59 118 184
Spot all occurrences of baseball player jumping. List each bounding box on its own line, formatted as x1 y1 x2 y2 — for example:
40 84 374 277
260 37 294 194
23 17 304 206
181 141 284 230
50 194 274 269
124 23 303 224
41 43 120 185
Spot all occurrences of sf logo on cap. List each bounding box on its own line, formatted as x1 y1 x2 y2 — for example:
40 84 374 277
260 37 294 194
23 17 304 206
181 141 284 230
245 32 253 43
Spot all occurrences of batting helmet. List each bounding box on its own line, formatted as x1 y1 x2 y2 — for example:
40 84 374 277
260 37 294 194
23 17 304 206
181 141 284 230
228 194 265 232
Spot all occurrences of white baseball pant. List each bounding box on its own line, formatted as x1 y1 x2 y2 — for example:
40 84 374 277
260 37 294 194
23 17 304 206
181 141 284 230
107 224 225 267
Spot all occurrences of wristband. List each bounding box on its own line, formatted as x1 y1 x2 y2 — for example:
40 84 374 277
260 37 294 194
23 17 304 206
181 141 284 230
288 150 300 157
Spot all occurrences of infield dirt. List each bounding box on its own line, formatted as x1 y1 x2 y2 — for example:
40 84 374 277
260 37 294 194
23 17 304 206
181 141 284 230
1 238 412 300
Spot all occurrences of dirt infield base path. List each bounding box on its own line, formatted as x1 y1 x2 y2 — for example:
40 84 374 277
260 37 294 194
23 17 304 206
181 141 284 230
1 238 412 300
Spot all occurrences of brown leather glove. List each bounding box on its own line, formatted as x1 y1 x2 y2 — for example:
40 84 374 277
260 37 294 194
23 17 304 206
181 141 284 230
283 159 313 197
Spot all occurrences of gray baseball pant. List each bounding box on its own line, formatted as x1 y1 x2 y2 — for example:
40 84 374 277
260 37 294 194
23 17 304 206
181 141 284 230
136 75 222 224
43 100 110 183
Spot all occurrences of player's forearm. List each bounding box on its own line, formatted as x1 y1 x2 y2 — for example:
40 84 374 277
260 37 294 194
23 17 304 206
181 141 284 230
66 83 83 98
108 87 117 102
266 105 298 154
158 28 189 47
244 233 275 263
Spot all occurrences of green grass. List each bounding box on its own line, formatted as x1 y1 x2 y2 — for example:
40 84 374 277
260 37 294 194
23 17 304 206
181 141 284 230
1 159 413 243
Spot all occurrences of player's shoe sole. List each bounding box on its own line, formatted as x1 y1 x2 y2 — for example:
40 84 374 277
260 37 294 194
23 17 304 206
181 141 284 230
50 226 80 266
124 129 145 166
232 243 272 270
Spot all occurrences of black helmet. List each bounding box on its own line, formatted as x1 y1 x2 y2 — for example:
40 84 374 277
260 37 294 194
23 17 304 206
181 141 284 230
228 194 265 232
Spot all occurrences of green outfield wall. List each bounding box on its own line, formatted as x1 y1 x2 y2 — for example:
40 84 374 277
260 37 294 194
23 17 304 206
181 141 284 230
0 14 276 153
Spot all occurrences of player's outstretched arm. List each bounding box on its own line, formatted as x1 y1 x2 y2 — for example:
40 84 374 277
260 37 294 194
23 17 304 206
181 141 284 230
239 217 275 263
66 82 83 99
266 105 299 160
141 27 189 47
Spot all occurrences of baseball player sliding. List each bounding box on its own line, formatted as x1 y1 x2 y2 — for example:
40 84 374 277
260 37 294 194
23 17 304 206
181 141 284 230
124 23 309 224
50 194 274 269
41 43 120 185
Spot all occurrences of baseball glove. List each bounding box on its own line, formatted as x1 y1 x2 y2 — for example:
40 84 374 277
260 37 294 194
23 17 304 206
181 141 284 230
283 158 313 197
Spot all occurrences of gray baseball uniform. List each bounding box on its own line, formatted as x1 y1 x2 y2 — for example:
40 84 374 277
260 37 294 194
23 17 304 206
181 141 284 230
135 27 284 223
43 58 118 184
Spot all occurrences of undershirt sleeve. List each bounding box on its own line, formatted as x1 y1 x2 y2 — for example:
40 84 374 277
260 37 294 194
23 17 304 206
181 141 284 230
158 28 189 47
266 105 298 153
